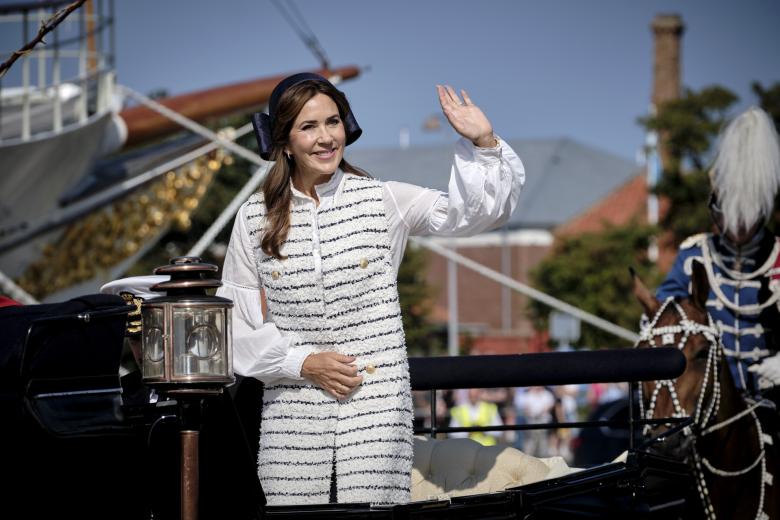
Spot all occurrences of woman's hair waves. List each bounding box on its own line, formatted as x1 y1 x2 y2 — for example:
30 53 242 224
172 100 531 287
260 80 369 259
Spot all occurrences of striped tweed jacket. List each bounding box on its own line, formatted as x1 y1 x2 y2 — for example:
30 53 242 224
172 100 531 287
245 174 413 506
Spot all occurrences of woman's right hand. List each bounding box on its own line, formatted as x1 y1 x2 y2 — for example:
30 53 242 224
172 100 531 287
301 352 363 399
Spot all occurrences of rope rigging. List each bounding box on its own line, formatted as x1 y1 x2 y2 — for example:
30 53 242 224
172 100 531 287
270 0 331 70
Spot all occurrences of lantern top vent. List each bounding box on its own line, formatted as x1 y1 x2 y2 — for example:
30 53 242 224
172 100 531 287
151 256 222 297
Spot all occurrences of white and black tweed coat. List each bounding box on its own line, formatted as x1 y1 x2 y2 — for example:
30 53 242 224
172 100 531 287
245 174 413 505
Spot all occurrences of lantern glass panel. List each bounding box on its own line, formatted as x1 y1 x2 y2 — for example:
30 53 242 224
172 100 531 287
172 307 226 377
142 307 165 378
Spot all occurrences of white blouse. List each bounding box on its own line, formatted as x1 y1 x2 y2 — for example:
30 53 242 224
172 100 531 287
217 137 525 385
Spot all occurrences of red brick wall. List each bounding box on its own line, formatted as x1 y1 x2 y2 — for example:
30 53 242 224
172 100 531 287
424 243 552 343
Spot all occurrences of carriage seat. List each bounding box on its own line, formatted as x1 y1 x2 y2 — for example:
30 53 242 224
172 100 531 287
411 436 579 501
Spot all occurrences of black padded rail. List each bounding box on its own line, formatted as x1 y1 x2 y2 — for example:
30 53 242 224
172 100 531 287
409 348 685 390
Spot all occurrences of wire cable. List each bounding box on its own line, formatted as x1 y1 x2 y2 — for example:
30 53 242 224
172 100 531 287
270 0 330 69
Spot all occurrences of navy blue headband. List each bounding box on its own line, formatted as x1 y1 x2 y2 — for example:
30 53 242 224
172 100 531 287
251 72 362 161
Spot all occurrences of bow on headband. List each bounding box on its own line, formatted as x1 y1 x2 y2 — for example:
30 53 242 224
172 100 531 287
251 72 362 161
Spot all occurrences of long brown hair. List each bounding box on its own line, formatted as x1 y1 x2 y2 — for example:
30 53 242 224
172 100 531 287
261 80 368 259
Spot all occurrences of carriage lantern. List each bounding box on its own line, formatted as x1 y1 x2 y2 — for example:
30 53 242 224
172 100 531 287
141 256 234 392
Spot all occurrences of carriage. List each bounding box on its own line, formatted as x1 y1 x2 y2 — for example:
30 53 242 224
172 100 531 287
0 292 702 519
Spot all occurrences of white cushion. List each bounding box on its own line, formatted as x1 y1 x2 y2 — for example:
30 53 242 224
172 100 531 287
411 436 580 501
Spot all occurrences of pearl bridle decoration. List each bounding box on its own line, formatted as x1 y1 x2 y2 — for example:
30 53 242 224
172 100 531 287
637 298 721 433
636 297 772 520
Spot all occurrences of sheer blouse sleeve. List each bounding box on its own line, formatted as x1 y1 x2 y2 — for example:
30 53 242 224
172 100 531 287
216 204 315 385
384 136 525 246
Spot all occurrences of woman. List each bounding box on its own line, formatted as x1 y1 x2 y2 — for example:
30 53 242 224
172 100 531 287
218 72 525 506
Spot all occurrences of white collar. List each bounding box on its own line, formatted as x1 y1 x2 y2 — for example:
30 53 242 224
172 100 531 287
290 169 344 202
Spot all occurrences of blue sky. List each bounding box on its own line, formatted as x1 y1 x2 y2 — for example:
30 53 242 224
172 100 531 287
6 0 777 161
111 0 778 162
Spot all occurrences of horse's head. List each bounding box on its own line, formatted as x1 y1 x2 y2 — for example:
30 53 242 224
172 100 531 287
632 261 722 453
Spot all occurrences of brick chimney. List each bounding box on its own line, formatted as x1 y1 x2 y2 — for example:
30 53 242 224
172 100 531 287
651 14 685 109
650 14 685 272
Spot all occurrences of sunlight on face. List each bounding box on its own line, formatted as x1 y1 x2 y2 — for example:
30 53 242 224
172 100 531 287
286 93 346 181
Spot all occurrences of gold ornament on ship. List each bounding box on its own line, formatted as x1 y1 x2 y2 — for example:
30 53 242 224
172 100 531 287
17 147 230 299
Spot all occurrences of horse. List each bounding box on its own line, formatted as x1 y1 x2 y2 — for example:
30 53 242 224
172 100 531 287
631 261 779 520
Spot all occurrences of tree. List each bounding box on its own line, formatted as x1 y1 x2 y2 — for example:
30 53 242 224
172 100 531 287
639 86 738 244
528 81 780 351
640 82 780 242
753 81 780 233
753 81 780 128
396 245 444 356
127 116 255 275
529 222 662 349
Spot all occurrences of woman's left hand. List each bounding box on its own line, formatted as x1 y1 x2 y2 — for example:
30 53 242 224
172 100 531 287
437 85 496 148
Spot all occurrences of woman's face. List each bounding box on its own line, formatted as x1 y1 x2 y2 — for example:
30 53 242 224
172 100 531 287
285 93 346 179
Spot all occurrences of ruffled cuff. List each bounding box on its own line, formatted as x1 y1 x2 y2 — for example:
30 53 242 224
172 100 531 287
463 135 502 164
281 343 317 380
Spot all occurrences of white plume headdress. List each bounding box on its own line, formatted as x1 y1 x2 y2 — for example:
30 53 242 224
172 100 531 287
712 107 780 234
711 106 780 236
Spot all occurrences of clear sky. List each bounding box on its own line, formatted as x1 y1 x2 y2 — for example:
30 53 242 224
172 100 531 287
48 1 780 161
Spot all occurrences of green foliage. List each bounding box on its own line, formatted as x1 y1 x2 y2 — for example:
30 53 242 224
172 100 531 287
641 86 737 171
397 245 444 356
753 81 780 233
127 118 255 276
529 81 780 350
639 82 780 244
653 169 712 243
639 86 738 245
753 81 780 128
529 223 663 349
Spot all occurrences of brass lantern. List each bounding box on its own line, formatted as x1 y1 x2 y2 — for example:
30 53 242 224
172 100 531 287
141 256 234 392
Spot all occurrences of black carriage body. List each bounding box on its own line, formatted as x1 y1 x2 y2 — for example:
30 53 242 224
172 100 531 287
1 300 692 519
0 295 145 518
0 295 263 520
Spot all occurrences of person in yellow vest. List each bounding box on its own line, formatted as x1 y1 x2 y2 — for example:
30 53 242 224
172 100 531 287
449 388 504 446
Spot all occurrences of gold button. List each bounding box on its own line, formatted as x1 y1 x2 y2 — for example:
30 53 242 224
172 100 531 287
271 270 280 280
365 364 376 374
359 258 369 269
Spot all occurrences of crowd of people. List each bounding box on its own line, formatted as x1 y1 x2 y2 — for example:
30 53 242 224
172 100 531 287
413 380 629 461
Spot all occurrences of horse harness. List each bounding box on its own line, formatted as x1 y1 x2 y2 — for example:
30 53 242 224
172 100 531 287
636 297 774 520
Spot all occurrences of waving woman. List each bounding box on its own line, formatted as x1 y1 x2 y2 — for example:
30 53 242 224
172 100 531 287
217 73 525 505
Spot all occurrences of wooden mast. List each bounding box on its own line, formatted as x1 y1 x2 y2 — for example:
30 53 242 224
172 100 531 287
119 65 361 148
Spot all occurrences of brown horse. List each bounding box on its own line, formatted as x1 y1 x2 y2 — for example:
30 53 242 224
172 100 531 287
632 261 778 520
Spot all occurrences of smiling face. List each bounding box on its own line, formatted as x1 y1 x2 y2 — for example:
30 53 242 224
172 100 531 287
285 93 346 182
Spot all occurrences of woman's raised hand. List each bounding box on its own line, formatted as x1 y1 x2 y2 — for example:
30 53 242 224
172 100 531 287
436 85 496 148
301 352 363 400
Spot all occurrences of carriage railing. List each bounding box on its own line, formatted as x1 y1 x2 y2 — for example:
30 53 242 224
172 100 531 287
0 0 116 142
408 348 689 450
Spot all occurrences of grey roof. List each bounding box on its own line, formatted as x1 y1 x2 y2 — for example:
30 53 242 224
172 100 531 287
345 137 639 229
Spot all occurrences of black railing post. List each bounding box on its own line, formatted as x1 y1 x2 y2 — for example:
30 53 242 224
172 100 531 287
430 389 437 439
628 381 636 450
